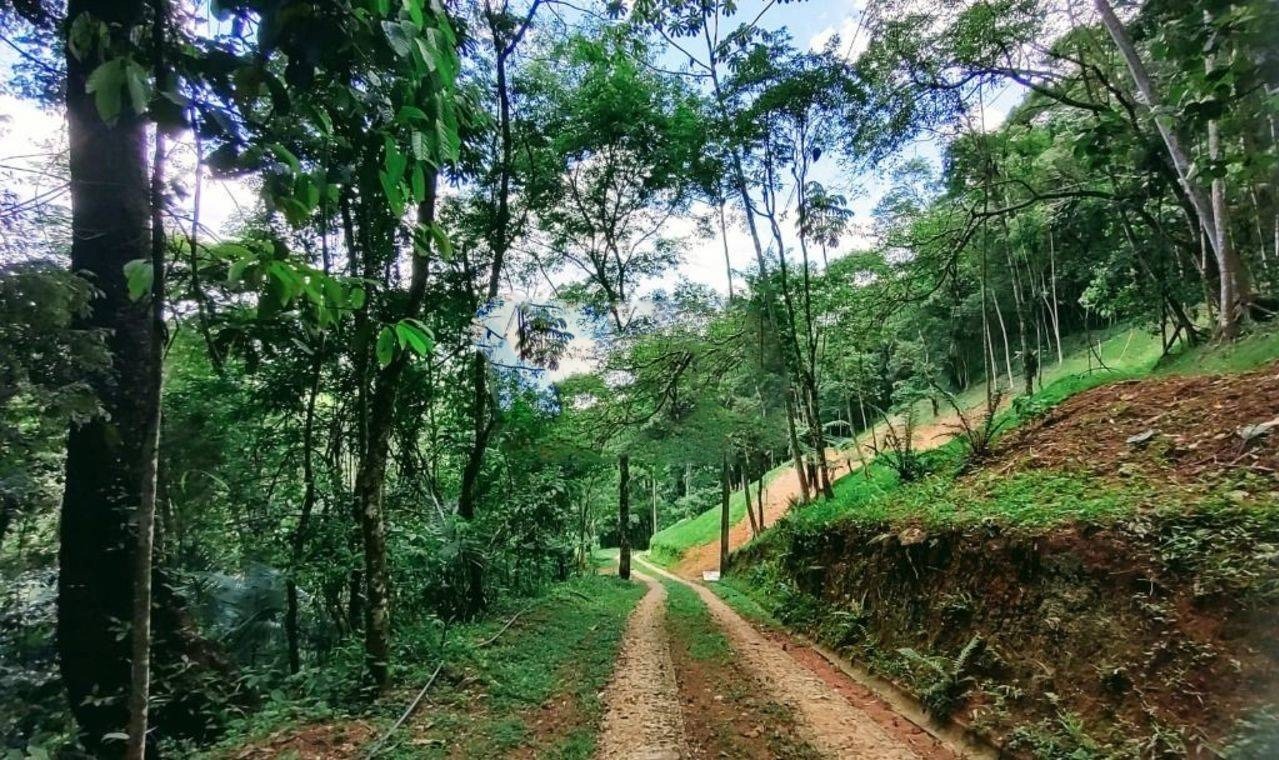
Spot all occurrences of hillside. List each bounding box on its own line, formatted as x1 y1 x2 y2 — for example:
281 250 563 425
719 333 1279 756
650 325 1174 573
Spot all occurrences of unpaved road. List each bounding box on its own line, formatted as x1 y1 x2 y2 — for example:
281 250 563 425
637 557 941 759
676 410 972 580
595 570 688 760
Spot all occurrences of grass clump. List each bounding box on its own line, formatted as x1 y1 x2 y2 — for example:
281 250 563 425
662 580 732 663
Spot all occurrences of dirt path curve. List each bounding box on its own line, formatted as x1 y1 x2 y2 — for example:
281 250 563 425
675 408 972 580
673 446 876 580
595 570 688 760
639 557 927 759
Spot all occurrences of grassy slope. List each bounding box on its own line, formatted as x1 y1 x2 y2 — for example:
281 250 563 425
787 324 1279 536
649 467 784 567
649 324 1176 567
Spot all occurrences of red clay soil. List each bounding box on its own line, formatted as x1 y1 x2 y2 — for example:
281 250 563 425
988 362 1279 483
755 629 957 760
667 617 821 759
674 464 801 580
228 720 375 759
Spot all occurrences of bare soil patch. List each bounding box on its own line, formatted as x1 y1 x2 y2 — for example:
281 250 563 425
228 720 374 759
990 362 1279 484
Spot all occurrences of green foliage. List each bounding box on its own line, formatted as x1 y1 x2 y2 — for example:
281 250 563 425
895 636 985 718
1 263 108 577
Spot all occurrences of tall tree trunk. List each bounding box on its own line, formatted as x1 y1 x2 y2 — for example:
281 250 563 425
1209 119 1249 336
353 176 438 689
126 54 167 756
784 385 810 504
59 0 156 752
719 451 730 573
456 349 494 616
617 454 630 581
340 194 366 635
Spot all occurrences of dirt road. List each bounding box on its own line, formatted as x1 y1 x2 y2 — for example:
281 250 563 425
595 571 688 760
675 410 970 580
636 557 952 759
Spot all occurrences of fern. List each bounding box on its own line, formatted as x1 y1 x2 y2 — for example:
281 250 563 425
897 635 985 717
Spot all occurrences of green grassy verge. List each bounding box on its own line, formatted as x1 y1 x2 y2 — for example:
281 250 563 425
208 574 645 759
662 580 734 663
1158 324 1279 375
397 574 644 758
648 467 784 567
705 577 782 631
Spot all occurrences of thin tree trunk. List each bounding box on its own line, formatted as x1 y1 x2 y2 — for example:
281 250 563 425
719 451 730 573
1209 118 1248 336
650 473 658 544
618 454 630 581
126 84 168 760
784 385 810 503
756 474 765 529
456 349 494 616
286 342 324 674
718 199 734 301
804 383 833 498
353 176 438 689
991 294 1015 390
1047 228 1063 365
742 455 759 537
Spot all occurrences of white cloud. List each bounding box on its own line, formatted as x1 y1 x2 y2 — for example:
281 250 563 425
808 10 870 61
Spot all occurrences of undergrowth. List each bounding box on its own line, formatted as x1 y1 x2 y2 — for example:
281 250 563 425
204 574 644 759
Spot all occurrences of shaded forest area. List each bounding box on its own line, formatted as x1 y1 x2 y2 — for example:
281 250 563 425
1 0 1277 756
